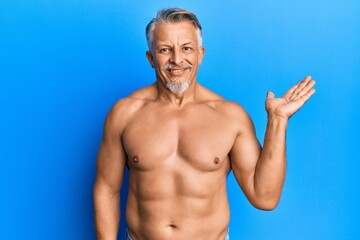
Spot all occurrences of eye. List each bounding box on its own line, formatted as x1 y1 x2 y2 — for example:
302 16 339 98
183 46 192 52
159 48 171 53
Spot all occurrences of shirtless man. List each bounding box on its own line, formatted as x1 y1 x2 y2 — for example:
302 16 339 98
93 8 316 240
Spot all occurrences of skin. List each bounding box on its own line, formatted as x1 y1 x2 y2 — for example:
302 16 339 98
93 21 316 240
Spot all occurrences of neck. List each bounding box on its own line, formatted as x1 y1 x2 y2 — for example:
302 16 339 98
156 80 199 107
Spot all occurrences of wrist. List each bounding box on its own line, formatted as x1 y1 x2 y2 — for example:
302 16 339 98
267 113 289 128
267 112 289 121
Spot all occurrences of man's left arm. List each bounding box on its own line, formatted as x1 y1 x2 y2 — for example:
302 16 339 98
230 76 315 210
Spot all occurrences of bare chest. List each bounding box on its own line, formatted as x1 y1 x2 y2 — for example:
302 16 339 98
122 105 236 172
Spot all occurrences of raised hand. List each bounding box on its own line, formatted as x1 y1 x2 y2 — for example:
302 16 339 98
265 76 316 120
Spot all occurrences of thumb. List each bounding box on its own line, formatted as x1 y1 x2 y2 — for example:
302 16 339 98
267 91 275 99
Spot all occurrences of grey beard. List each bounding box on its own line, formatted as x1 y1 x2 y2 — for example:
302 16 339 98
166 80 191 94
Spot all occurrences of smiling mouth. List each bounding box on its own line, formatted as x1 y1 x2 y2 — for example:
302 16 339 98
168 67 193 77
169 68 185 75
163 64 192 76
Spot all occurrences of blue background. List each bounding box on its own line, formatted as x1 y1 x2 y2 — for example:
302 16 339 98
1 0 359 239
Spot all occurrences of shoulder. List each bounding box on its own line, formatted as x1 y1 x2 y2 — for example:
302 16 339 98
199 86 254 133
220 100 249 119
218 100 255 136
199 85 249 120
216 100 253 126
103 84 157 133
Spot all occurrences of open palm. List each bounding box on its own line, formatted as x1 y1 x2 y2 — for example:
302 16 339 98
266 76 316 119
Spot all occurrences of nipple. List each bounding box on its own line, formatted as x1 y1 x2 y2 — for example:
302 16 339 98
214 157 220 164
133 156 139 163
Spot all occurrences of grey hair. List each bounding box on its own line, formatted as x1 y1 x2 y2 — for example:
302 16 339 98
145 8 203 50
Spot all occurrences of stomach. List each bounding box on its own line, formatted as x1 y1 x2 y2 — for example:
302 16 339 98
125 176 230 239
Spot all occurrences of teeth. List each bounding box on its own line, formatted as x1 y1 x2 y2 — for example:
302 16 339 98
171 69 183 73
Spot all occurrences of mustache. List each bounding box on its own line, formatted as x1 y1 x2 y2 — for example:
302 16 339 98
162 64 192 71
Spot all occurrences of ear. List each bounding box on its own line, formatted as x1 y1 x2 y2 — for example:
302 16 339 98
146 51 155 68
198 46 205 65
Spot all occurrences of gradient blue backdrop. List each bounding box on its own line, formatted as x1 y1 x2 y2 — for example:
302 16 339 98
1 0 359 239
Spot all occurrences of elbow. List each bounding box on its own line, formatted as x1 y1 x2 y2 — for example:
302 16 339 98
93 181 103 197
93 181 119 200
254 203 278 211
250 197 281 211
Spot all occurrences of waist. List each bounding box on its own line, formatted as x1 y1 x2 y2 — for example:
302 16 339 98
125 193 230 239
125 227 230 240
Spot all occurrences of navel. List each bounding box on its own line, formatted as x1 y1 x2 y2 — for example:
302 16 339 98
214 157 220 164
167 224 177 229
132 156 139 163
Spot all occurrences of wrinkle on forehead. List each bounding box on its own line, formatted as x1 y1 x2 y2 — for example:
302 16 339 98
152 22 201 48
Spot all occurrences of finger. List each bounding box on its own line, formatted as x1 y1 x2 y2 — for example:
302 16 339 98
292 88 316 102
290 76 313 100
291 80 316 100
284 76 310 100
291 76 312 96
282 83 300 100
267 91 275 99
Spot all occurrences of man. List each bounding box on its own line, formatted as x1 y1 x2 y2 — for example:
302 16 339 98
93 8 316 240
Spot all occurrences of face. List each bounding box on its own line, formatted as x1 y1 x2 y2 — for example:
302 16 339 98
146 21 205 94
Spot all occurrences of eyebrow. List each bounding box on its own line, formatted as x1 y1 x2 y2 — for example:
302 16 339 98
182 42 195 46
156 41 195 47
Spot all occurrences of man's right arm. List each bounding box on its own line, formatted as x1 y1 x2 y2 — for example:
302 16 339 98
93 103 127 240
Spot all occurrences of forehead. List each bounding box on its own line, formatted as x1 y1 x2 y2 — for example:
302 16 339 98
152 21 199 45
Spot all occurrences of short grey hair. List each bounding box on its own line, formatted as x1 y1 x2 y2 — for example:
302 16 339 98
145 8 203 50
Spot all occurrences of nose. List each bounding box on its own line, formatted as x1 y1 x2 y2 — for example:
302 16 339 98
170 48 183 64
